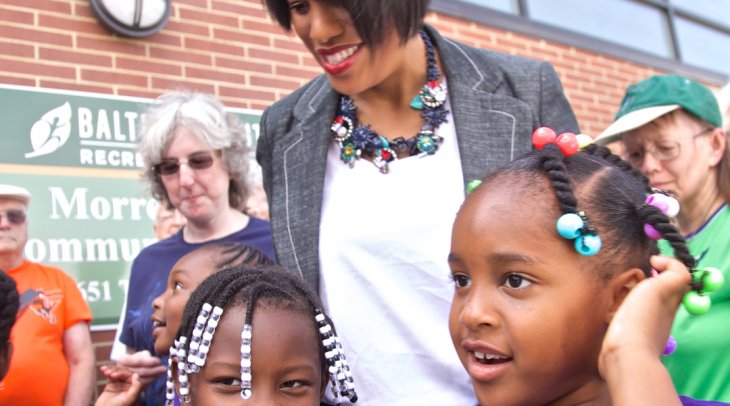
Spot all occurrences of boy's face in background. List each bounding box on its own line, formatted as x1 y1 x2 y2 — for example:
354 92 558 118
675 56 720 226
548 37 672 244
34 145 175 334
448 177 615 406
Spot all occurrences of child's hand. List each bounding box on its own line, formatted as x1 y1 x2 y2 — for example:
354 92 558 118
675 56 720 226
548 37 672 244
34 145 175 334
115 350 167 387
600 255 691 367
94 364 143 406
599 255 690 406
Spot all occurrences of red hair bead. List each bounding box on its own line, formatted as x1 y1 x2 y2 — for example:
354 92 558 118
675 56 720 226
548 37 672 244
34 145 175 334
556 132 579 156
532 127 557 150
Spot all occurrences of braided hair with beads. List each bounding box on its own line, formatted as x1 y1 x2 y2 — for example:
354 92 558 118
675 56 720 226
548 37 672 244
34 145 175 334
476 128 695 280
167 264 357 405
470 128 724 345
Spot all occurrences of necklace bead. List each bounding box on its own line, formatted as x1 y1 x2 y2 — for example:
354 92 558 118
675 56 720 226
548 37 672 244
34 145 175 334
330 30 449 174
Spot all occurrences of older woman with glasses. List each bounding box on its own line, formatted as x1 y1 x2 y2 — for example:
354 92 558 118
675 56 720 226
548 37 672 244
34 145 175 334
114 91 274 406
596 74 730 403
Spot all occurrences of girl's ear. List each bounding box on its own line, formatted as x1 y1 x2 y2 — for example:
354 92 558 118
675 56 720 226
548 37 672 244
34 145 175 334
604 268 646 323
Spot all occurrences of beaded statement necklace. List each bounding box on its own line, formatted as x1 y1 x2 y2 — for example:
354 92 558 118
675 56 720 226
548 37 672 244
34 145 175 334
330 30 449 174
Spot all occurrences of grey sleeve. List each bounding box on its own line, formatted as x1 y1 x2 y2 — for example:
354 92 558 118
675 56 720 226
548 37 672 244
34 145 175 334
537 61 580 134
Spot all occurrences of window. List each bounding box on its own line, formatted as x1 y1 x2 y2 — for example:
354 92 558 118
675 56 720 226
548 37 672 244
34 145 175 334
672 0 730 30
459 0 519 14
431 0 730 80
676 18 730 74
527 0 673 58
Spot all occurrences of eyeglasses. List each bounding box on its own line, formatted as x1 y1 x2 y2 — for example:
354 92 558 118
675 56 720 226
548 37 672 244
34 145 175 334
0 209 27 225
625 128 713 166
154 152 217 176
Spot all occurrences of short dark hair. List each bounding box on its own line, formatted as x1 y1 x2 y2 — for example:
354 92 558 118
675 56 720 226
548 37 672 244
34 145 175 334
202 242 274 269
262 0 430 47
471 143 694 279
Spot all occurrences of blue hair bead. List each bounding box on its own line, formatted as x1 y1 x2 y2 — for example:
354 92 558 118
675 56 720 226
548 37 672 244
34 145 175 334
574 234 601 256
557 213 584 239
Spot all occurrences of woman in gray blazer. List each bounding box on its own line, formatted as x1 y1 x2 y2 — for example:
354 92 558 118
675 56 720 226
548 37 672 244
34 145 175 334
256 1 579 404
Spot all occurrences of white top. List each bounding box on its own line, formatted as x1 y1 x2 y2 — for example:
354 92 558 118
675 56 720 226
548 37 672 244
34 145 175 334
319 105 476 405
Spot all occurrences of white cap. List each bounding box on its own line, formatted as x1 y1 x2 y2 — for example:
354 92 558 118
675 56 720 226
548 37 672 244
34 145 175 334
0 185 32 206
595 105 680 146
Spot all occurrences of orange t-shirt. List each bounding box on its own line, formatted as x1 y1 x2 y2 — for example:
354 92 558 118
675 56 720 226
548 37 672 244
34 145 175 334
0 260 92 405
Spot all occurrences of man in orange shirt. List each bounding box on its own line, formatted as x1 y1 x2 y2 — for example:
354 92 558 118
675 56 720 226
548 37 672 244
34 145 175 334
0 184 95 405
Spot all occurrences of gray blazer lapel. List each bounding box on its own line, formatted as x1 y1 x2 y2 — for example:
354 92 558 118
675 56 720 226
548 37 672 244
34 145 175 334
430 27 535 186
278 78 337 288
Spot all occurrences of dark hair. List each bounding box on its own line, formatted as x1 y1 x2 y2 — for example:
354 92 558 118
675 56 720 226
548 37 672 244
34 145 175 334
473 142 694 279
262 0 430 47
204 242 274 269
170 264 357 404
0 271 19 352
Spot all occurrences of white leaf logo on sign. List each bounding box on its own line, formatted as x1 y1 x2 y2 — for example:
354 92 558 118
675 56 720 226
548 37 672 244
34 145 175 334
25 102 73 158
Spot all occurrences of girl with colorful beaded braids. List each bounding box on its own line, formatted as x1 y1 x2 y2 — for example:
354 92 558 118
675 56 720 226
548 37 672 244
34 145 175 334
448 129 726 406
0 270 19 382
95 243 273 406
168 264 357 405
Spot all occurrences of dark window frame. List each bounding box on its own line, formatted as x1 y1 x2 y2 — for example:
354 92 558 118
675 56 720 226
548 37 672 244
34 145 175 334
431 0 729 84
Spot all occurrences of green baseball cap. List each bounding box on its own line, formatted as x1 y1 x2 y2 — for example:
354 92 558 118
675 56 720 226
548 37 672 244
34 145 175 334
596 74 722 145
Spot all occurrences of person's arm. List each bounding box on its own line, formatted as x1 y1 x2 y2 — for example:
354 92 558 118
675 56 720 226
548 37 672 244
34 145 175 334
537 62 580 134
599 255 690 406
116 350 167 387
62 321 96 406
109 294 129 361
94 364 144 406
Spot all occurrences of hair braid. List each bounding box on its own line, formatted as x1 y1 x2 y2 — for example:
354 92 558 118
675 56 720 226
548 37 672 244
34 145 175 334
539 144 578 214
583 143 649 186
217 243 273 269
175 269 241 345
582 144 695 270
0 272 19 347
637 205 695 269
243 281 297 324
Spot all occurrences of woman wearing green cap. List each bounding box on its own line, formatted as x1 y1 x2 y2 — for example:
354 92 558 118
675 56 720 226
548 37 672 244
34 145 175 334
596 74 730 402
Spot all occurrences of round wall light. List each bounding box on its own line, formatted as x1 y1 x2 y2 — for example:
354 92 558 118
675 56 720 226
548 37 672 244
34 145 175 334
90 0 172 38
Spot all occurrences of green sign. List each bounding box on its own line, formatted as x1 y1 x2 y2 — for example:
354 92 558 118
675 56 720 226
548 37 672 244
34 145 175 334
0 84 262 327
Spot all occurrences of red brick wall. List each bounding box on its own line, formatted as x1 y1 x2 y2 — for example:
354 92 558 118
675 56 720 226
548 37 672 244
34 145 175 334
1 0 667 135
0 0 677 396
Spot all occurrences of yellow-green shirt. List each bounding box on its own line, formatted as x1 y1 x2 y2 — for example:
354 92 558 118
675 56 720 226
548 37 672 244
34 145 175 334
660 204 730 402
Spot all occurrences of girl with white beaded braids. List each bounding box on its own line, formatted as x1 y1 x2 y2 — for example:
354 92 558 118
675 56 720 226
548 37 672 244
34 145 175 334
169 264 357 405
